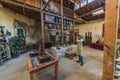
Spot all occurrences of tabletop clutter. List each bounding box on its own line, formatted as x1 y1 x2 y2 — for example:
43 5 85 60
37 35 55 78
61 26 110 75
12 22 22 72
30 49 53 67
50 45 77 59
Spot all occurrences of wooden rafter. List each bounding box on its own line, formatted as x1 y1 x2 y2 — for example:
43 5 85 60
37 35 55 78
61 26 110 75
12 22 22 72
75 0 105 16
75 0 105 21
43 0 52 10
82 13 105 21
80 6 105 17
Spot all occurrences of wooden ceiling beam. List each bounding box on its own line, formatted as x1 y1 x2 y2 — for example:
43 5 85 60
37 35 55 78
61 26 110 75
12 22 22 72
79 6 105 18
82 13 105 21
43 0 52 10
75 0 105 16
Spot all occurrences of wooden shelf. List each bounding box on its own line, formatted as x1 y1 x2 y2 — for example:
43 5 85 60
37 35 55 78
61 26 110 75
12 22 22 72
63 29 70 31
45 29 62 31
49 29 57 31
1 56 9 62
0 34 6 36
44 20 61 25
0 26 4 28
63 24 73 26
0 49 10 53
0 42 9 45
63 17 74 21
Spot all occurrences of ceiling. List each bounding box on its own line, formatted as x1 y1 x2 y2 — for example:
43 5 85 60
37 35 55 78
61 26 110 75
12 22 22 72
75 0 105 21
0 0 105 23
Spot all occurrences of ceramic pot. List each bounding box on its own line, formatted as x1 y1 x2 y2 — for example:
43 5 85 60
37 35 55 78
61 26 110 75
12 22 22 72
1 27 6 35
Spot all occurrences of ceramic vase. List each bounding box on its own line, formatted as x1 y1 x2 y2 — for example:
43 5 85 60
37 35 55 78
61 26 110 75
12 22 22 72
1 27 6 35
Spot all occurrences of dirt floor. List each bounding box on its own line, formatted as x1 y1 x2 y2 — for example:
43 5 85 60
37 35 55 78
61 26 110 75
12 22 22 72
0 46 103 80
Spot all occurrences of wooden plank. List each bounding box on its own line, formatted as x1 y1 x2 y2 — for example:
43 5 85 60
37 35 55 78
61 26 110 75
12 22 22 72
73 3 75 44
75 0 105 16
55 62 58 78
40 0 45 49
79 6 105 17
61 0 63 43
43 0 52 10
43 11 61 17
102 0 119 80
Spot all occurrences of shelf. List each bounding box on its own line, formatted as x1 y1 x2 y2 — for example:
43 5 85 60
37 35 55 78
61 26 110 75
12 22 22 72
50 29 61 31
49 29 57 31
1 56 10 62
45 29 62 31
0 34 6 36
0 49 10 53
0 26 4 28
63 17 74 21
44 20 61 25
63 30 70 31
0 42 9 45
63 24 73 27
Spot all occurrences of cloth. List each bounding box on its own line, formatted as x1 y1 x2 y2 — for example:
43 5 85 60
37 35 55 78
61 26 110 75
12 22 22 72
77 39 83 55
77 39 84 65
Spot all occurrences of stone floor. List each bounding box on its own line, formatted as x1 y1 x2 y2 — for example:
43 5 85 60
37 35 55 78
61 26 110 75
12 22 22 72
0 46 103 80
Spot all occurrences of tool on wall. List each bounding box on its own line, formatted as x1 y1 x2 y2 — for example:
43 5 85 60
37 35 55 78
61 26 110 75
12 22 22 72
85 32 92 46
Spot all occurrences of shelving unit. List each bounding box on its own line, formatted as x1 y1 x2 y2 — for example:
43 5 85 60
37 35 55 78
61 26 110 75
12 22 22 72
44 13 62 45
44 13 74 45
0 26 11 65
63 19 74 44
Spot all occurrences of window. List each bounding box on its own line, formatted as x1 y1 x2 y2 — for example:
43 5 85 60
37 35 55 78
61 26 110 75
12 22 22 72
81 0 87 7
79 0 95 8
88 0 94 3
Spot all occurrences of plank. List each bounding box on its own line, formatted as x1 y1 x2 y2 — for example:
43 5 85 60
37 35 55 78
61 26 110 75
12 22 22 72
40 0 45 49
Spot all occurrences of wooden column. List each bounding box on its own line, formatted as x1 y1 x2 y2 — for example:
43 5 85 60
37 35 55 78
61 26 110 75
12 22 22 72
102 0 119 80
55 61 58 78
40 0 45 49
61 0 63 43
41 11 45 49
73 2 76 44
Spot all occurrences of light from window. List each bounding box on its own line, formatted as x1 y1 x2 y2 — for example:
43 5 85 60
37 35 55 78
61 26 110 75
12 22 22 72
92 9 104 16
81 0 87 7
88 0 94 3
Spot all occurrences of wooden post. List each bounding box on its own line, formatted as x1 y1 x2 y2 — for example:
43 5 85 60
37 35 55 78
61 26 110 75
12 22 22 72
41 11 45 49
55 61 58 78
30 73 33 80
40 0 45 49
61 0 63 43
102 0 119 80
72 20 75 44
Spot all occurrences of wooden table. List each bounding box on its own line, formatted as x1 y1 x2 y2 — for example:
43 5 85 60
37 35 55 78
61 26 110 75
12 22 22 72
27 52 59 80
